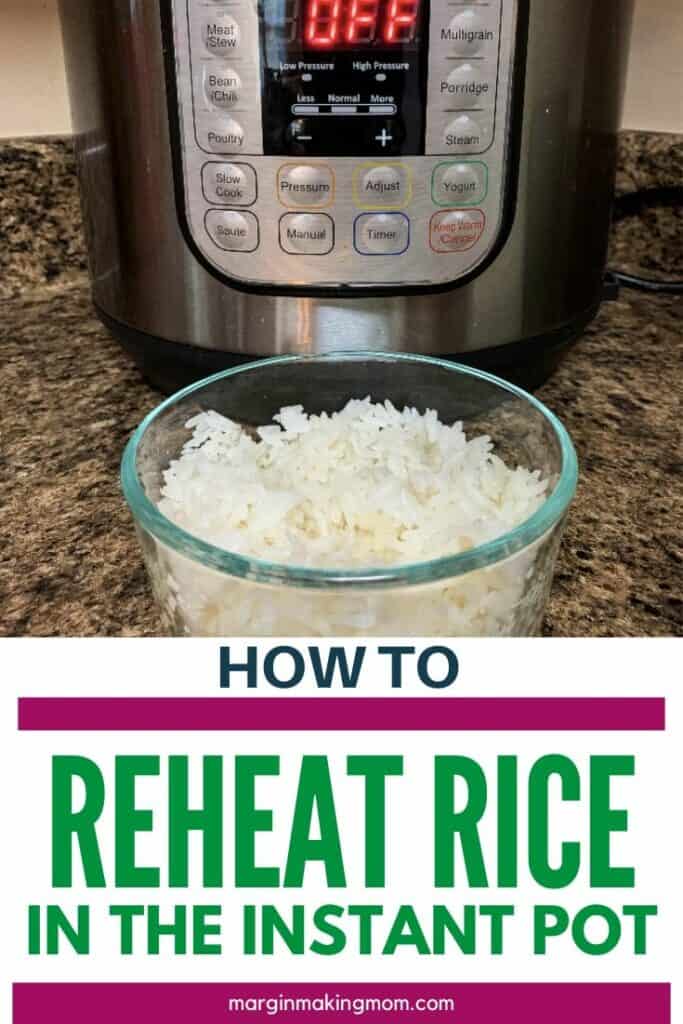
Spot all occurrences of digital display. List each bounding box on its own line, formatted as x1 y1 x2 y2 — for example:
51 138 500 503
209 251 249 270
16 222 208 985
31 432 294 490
302 0 422 48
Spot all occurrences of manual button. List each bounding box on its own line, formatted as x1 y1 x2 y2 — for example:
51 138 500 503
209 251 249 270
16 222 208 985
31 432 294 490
279 213 334 255
277 165 334 208
202 162 256 206
205 209 259 252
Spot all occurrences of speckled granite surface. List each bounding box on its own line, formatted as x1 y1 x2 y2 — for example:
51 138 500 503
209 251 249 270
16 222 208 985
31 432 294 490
1 133 681 636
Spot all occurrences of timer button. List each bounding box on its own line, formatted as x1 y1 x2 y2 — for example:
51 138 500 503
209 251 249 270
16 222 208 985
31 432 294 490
442 114 490 154
205 210 259 252
432 161 488 206
203 67 242 110
200 117 246 153
429 209 485 253
442 9 495 57
202 162 256 206
354 212 410 255
354 164 412 209
201 14 241 56
277 164 335 208
279 213 335 255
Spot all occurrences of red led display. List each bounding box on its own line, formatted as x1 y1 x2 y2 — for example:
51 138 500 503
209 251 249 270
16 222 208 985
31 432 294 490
304 0 420 47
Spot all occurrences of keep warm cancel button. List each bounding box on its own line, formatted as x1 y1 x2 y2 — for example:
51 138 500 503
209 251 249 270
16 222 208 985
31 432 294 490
430 208 485 253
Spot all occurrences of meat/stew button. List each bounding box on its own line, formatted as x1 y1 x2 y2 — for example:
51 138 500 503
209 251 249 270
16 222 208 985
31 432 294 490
429 209 485 253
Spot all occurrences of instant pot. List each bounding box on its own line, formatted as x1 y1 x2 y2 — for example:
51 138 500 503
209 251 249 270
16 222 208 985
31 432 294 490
59 0 634 392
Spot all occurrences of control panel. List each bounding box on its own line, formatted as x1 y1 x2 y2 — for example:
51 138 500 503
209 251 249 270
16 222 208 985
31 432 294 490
166 0 521 290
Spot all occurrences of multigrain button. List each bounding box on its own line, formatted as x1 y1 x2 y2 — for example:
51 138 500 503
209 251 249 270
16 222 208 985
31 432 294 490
354 213 410 255
440 63 495 109
443 114 490 153
202 162 256 206
201 14 241 55
354 164 411 209
203 66 242 109
432 161 488 206
429 209 485 253
206 209 258 252
279 213 334 254
442 9 495 56
200 117 245 153
277 164 334 208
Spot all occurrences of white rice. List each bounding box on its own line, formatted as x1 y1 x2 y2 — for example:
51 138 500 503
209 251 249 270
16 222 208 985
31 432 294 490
149 399 552 636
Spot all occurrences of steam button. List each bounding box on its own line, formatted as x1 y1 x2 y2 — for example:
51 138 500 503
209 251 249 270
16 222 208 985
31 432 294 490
442 114 490 153
201 15 241 55
205 210 259 252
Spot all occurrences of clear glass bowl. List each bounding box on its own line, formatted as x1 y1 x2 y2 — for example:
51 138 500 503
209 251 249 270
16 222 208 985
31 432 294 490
121 353 578 637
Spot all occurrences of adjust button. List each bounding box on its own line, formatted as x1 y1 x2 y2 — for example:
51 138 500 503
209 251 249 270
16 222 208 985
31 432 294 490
201 15 241 55
432 161 488 206
206 209 259 252
203 66 242 110
279 213 334 255
354 164 411 209
277 164 334 208
442 9 496 57
354 213 410 255
429 209 485 253
202 162 256 206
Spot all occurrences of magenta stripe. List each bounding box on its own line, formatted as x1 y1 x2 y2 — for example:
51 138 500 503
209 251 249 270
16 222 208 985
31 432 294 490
12 983 670 1024
17 696 665 731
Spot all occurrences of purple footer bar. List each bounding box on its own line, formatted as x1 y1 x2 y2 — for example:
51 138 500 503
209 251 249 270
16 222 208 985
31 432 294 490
12 983 670 1024
17 697 666 731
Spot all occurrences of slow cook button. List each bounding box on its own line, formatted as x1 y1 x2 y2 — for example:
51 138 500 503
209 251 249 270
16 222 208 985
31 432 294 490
279 213 334 255
441 9 496 57
205 209 259 252
277 164 334 207
201 15 241 55
200 117 245 153
202 162 256 206
354 213 410 255
203 66 242 109
430 209 485 253
432 161 488 206
442 114 490 153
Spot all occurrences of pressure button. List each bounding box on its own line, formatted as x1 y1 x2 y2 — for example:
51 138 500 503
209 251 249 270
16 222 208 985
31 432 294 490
205 210 258 252
277 165 334 208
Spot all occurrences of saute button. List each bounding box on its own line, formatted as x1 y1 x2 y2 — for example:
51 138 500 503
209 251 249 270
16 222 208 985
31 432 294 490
206 210 259 252
442 9 495 57
201 117 245 153
442 114 490 153
279 213 334 254
429 209 485 253
354 213 410 255
355 164 411 208
277 165 334 207
203 66 242 109
432 161 487 206
201 15 241 55
202 162 256 206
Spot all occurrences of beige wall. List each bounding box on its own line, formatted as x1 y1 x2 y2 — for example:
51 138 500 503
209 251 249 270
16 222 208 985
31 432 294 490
0 0 681 138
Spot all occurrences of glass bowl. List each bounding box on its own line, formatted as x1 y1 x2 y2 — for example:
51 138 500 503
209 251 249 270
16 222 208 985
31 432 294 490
121 353 578 637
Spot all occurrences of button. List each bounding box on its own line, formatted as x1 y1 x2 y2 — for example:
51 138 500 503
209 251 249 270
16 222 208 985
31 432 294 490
202 162 256 206
285 119 315 155
203 67 242 109
277 164 334 208
200 117 245 153
439 63 495 110
279 213 334 255
201 15 241 55
432 161 488 206
429 209 485 253
442 9 495 57
443 114 490 153
354 164 411 209
354 213 410 255
205 210 258 252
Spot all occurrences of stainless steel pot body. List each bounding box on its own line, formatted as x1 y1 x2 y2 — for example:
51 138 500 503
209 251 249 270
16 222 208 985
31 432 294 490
59 0 633 359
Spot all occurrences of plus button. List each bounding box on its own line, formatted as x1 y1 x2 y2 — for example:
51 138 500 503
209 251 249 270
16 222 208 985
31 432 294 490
375 127 393 148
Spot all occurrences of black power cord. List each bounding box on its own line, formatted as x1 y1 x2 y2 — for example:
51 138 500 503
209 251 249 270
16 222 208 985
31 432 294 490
606 185 683 296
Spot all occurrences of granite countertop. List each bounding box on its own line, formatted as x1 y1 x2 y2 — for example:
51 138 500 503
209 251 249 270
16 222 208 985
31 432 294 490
1 133 681 637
